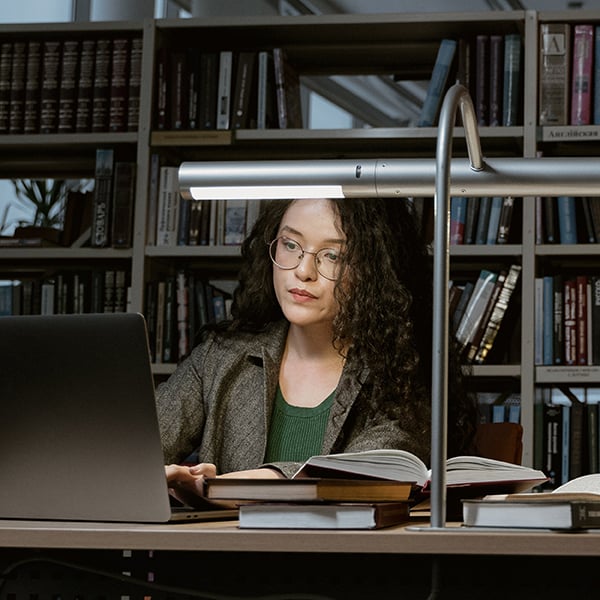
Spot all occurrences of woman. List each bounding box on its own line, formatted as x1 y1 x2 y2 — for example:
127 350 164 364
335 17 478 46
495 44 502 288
159 197 477 500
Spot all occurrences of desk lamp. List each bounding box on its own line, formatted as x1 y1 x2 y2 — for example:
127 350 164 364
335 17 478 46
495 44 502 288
179 83 600 528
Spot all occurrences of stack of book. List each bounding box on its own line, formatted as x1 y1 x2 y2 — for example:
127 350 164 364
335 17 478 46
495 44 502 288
204 449 547 529
463 472 600 530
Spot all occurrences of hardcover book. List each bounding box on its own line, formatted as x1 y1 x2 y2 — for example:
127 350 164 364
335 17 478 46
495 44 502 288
108 38 131 132
57 39 80 134
205 477 414 503
463 473 600 529
238 501 411 530
8 40 26 134
570 24 594 126
23 39 41 134
539 23 571 126
91 38 112 132
127 37 143 132
502 33 522 126
39 39 62 133
216 50 233 130
90 148 115 248
488 34 503 127
74 39 96 133
417 38 457 127
272 47 302 129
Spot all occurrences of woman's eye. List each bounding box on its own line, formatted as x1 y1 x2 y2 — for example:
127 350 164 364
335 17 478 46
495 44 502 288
282 238 299 252
322 250 339 262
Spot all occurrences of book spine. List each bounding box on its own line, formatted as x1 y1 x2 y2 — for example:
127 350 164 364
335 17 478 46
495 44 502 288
417 38 457 127
570 24 594 126
534 277 544 365
272 47 302 129
592 276 600 365
502 33 522 126
557 196 578 243
473 264 521 364
169 51 188 130
127 36 142 132
198 52 218 129
542 275 554 365
75 38 96 133
162 275 176 363
552 273 564 365
496 196 515 243
576 275 588 366
475 34 489 126
580 197 597 243
176 269 190 360
488 34 503 127
450 196 467 244
39 40 62 134
0 42 13 134
90 148 115 248
486 196 503 244
455 269 498 351
155 47 168 130
156 166 180 246
110 161 136 249
539 23 571 125
543 196 557 243
563 278 577 365
232 51 256 130
595 25 600 124
467 269 506 363
23 40 41 134
186 47 200 130
57 39 80 134
474 196 491 245
8 40 27 134
463 197 479 245
91 39 112 132
108 37 130 132
216 50 233 130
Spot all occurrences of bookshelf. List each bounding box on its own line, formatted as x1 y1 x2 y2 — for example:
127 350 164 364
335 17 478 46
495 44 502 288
4 10 600 471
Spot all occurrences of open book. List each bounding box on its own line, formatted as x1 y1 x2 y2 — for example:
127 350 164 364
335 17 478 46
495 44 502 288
293 449 547 493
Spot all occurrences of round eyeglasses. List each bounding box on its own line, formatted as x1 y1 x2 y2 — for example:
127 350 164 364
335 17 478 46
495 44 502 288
268 236 341 281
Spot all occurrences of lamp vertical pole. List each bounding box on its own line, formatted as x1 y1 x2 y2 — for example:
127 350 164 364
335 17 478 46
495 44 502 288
430 84 484 528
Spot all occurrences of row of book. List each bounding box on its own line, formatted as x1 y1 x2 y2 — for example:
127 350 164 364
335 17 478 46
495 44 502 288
0 269 129 316
536 386 600 488
536 196 600 245
418 33 522 127
477 391 521 425
450 264 522 364
535 273 600 366
152 163 261 247
539 23 600 126
144 272 236 364
449 196 519 246
89 148 136 249
0 35 142 135
156 47 301 131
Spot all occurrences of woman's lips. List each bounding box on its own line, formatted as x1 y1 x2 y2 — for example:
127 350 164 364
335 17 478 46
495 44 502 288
289 288 317 301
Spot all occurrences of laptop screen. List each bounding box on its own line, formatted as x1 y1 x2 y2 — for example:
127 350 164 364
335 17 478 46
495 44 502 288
0 312 173 522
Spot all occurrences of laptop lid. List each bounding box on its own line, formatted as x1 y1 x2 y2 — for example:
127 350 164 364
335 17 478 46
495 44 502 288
0 312 174 523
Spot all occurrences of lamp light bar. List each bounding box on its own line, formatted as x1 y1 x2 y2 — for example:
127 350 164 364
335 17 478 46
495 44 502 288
179 156 600 200
189 185 345 200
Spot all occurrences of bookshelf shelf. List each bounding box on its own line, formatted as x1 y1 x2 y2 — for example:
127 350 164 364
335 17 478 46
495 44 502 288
4 9 600 475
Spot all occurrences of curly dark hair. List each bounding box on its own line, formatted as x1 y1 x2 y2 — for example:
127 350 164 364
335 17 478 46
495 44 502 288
222 198 477 457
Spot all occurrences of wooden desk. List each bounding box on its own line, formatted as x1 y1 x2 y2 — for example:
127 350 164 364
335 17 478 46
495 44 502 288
0 519 599 598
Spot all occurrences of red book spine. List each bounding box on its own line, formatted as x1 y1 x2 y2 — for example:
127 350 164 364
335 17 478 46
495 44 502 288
571 24 594 125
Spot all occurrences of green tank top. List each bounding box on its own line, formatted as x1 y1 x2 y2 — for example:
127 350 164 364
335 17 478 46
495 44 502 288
264 385 335 463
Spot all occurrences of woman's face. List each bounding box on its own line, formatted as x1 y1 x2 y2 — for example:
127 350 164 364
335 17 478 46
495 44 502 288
272 199 345 331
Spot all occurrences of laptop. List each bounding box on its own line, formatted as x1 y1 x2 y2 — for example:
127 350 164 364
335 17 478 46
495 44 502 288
0 312 237 523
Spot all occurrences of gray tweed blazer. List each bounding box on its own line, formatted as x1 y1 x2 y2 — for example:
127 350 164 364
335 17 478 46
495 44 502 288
156 320 429 478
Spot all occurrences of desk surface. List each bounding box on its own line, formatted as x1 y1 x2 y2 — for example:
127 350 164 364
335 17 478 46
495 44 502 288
1 518 599 556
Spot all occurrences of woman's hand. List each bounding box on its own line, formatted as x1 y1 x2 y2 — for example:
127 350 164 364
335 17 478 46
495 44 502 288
165 462 216 507
165 463 284 507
